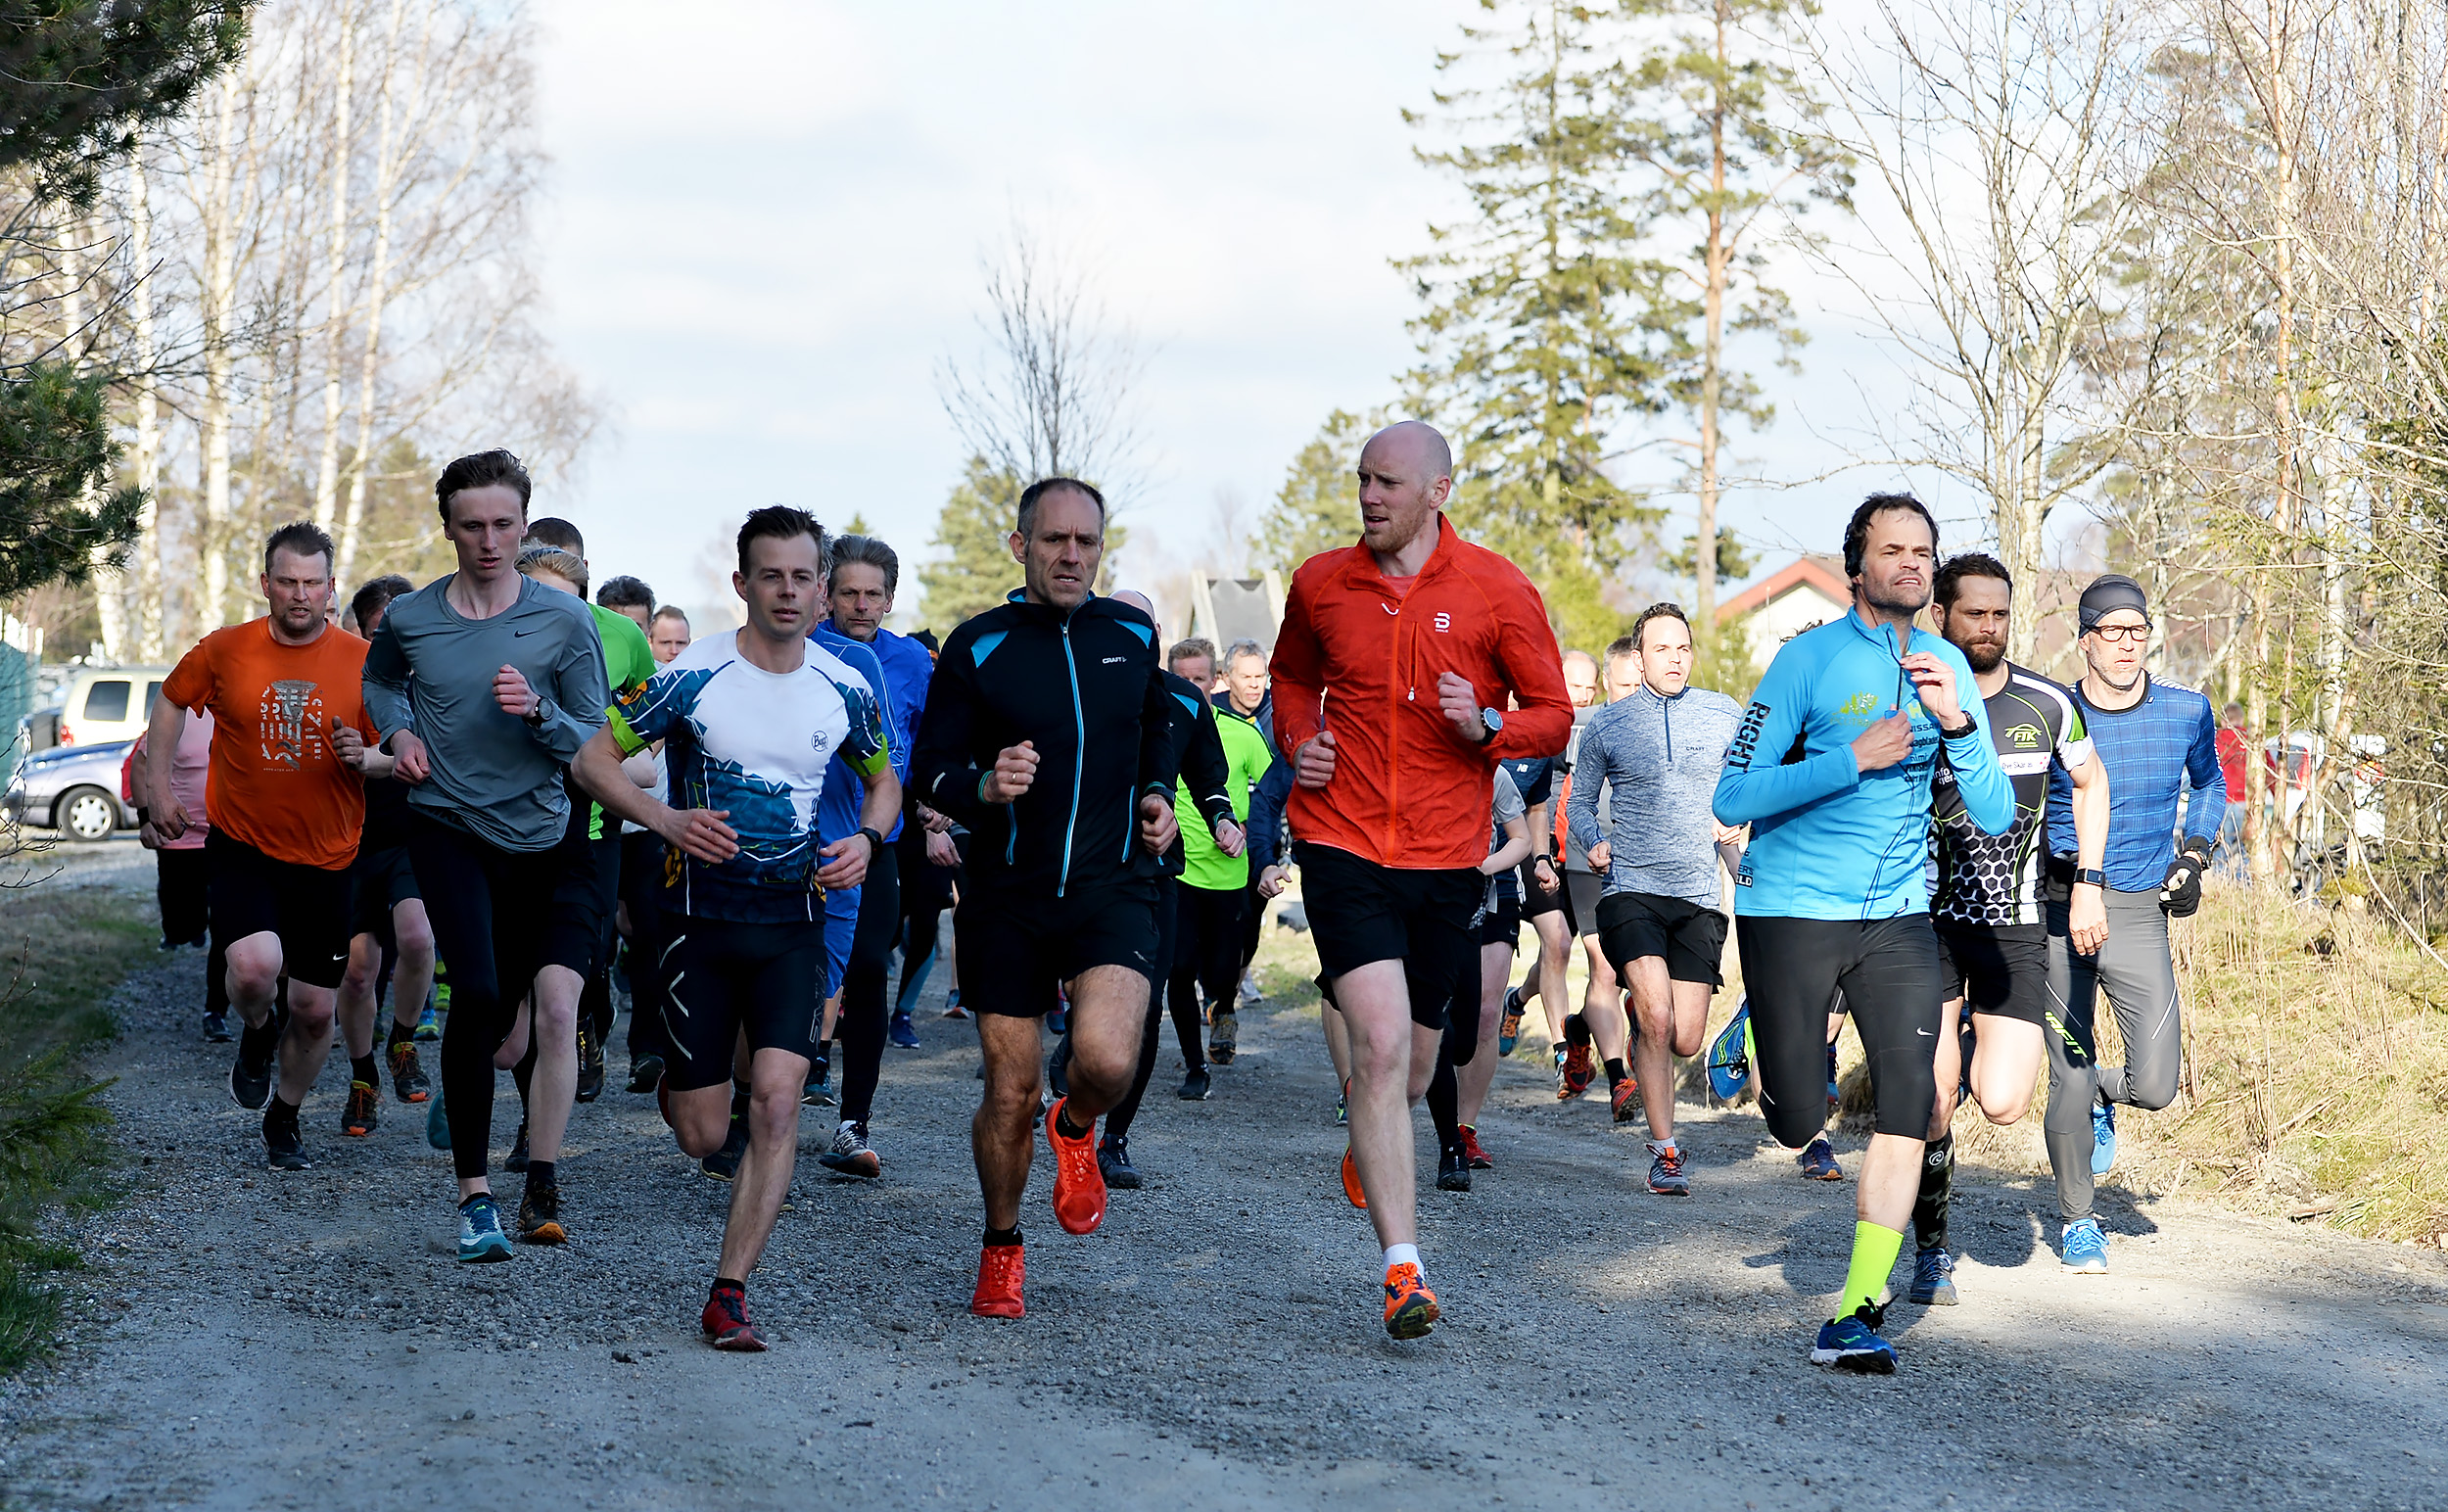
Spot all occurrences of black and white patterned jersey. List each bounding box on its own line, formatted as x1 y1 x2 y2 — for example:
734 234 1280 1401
1931 664 2093 926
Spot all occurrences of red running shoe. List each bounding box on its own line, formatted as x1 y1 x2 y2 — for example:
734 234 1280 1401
1558 1014 1594 1100
1383 1262 1440 1340
970 1244 1025 1318
1043 1096 1106 1235
1457 1124 1493 1170
1341 1147 1369 1209
1609 1072 1641 1123
700 1281 767 1351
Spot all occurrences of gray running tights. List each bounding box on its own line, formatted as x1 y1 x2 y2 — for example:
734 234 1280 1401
2043 886 2182 1221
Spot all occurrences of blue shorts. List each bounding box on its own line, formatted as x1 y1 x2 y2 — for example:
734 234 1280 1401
824 883 861 1003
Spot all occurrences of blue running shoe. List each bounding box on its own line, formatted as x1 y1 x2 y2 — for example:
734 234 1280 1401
2060 1217 2108 1273
1810 1304 1897 1374
1496 985 1527 1059
426 1086 450 1151
1908 1247 1958 1305
2091 1099 2117 1176
1798 1137 1844 1181
888 1012 920 1050
414 997 441 1043
457 1196 512 1263
1706 1000 1752 1102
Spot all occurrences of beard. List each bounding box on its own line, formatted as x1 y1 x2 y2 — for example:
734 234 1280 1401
1861 575 1929 618
1959 638 2004 675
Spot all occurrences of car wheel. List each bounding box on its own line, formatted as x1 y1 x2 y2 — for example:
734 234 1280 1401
55 785 119 841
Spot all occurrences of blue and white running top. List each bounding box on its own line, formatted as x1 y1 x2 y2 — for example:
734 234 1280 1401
2046 673 2222 891
609 630 890 923
1713 607 2014 921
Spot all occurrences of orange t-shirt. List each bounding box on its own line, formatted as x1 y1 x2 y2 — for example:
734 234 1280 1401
162 619 370 871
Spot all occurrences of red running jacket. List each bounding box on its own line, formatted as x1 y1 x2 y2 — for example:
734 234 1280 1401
1270 516 1573 871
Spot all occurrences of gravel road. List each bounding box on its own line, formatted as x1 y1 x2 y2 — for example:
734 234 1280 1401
4 843 2446 1510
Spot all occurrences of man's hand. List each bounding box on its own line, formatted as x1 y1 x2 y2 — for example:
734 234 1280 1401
1530 853 1558 893
1437 672 1488 744
1294 731 1338 788
923 827 961 868
2069 882 2110 955
816 831 874 890
333 717 370 772
494 664 540 719
2161 839 2211 918
1256 863 1290 900
1852 712 1914 774
1901 651 1965 730
1587 839 1612 872
980 741 1038 804
153 794 192 842
1137 792 1178 855
389 729 431 783
1213 816 1246 858
1713 822 1744 846
137 820 162 852
917 802 953 834
655 806 738 866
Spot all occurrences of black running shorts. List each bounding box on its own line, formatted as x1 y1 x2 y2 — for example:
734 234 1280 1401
349 842 420 943
1733 913 1944 1146
544 830 622 977
1564 870 1603 939
955 878 1162 1018
206 829 352 989
1295 842 1481 1032
1477 890 1523 951
657 913 826 1091
1518 858 1568 920
1596 891 1728 988
1933 921 2048 1026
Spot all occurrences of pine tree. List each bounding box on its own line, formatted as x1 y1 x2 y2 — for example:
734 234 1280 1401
1403 0 1687 655
1618 0 1849 684
1256 407 1386 575
917 456 1022 634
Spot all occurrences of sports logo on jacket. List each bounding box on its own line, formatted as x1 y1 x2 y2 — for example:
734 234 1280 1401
1434 612 1452 633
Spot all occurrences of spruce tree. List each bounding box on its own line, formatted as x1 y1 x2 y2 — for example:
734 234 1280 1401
917 456 1023 633
1257 407 1385 575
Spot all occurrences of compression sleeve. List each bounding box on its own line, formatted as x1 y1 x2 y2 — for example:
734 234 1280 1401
2181 697 2223 846
1712 646 1857 826
361 617 415 743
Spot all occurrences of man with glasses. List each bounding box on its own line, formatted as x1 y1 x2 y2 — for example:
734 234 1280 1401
2042 573 2221 1275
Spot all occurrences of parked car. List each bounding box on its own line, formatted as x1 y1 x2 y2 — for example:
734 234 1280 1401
54 666 174 749
4 738 139 840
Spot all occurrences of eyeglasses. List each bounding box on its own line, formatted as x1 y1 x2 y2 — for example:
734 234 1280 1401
2087 623 2152 644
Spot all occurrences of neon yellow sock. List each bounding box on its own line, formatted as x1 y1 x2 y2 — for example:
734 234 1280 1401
1837 1220 1905 1321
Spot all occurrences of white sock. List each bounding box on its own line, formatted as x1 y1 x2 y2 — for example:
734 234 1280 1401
1383 1243 1420 1273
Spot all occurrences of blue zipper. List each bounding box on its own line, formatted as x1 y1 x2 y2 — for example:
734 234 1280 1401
1059 618 1086 897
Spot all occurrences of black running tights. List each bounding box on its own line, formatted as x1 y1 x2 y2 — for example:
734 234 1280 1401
836 843 900 1124
410 817 560 1181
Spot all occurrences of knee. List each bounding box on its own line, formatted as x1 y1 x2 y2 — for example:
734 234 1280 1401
1764 1105 1822 1150
2126 1069 2179 1111
1980 1087 2034 1126
748 1087 799 1143
339 956 380 997
225 953 280 1003
286 994 336 1039
675 1110 730 1159
531 996 578 1039
396 922 436 969
1350 1033 1407 1085
1068 1040 1135 1095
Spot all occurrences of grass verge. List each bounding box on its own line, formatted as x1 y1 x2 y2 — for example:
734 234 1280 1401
0 840 157 1371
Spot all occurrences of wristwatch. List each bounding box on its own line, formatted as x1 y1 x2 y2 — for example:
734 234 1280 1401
1937 715 1977 740
856 826 886 857
523 697 550 731
2073 867 2107 888
1478 706 1504 740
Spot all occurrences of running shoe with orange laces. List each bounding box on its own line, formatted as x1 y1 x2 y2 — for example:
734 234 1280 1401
1457 1124 1493 1170
1558 1014 1595 1100
1042 1096 1106 1236
970 1242 1025 1318
1383 1262 1439 1340
1608 1072 1640 1123
1341 1147 1368 1209
387 1039 430 1103
701 1280 767 1351
342 1079 381 1137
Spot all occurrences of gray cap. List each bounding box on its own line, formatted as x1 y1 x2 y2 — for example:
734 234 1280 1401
2078 573 2148 632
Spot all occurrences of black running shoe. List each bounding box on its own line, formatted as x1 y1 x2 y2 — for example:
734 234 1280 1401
387 1039 431 1103
201 1010 233 1043
229 1016 277 1110
700 1118 747 1181
504 1119 530 1173
1048 1042 1071 1101
1178 1066 1211 1102
628 1054 666 1094
1436 1147 1471 1192
1098 1136 1141 1190
263 1105 310 1171
575 1023 605 1105
518 1181 567 1244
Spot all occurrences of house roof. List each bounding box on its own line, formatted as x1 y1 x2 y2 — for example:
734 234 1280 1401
1717 554 1850 623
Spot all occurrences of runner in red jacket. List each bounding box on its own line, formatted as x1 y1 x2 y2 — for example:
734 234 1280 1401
1269 419 1571 1339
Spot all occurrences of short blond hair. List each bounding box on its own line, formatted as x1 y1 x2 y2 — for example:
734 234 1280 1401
515 544 588 596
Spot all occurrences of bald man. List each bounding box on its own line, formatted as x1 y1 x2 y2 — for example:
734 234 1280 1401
1269 420 1574 1340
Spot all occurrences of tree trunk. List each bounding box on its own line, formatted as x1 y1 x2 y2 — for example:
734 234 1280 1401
129 149 165 659
339 0 409 587
312 3 357 529
200 71 242 629
1694 0 1729 654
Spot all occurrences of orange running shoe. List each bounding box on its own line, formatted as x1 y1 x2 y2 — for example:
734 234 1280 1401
1383 1262 1439 1339
1609 1072 1640 1123
1341 1147 1369 1209
700 1280 767 1350
970 1243 1025 1318
1558 1014 1594 1100
1043 1096 1106 1235
1457 1124 1492 1170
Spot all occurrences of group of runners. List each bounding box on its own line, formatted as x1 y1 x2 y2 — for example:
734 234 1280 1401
125 423 2226 1372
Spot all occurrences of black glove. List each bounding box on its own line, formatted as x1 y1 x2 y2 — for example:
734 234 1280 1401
2160 838 2211 918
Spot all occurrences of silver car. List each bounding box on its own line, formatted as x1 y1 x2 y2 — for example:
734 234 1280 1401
4 738 139 840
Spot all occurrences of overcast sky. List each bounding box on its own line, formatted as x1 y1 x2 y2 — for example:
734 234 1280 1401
529 0 1975 618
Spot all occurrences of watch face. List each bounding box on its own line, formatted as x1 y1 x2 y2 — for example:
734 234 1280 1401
1482 707 1503 732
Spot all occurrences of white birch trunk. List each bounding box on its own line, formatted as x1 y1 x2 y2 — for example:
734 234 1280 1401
312 3 356 529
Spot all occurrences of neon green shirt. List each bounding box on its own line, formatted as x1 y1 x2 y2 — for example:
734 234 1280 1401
587 602 656 839
1178 708 1272 891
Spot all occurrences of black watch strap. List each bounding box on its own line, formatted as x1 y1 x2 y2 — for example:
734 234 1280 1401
857 826 886 855
2074 867 2106 887
1937 716 1977 740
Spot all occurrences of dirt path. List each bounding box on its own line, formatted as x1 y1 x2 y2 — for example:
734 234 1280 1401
4 875 2447 1510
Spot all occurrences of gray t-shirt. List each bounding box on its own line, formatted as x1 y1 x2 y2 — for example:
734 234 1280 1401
1560 707 1605 873
361 574 610 853
1566 683 1743 912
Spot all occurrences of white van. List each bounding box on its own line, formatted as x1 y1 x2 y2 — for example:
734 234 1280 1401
56 666 175 748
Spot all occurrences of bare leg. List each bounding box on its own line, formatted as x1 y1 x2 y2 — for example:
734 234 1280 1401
1858 1132 1923 1230
1967 1014 2043 1125
1060 963 1150 1120
274 983 338 1106
717 1047 812 1281
1530 912 1572 1043
390 900 436 1036
525 965 583 1164
973 1013 1045 1231
1455 942 1511 1126
1335 960 1443 1250
1627 961 1712 1144
224 931 283 1032
1321 999 1351 1085
1582 934 1629 1065
337 934 382 1062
